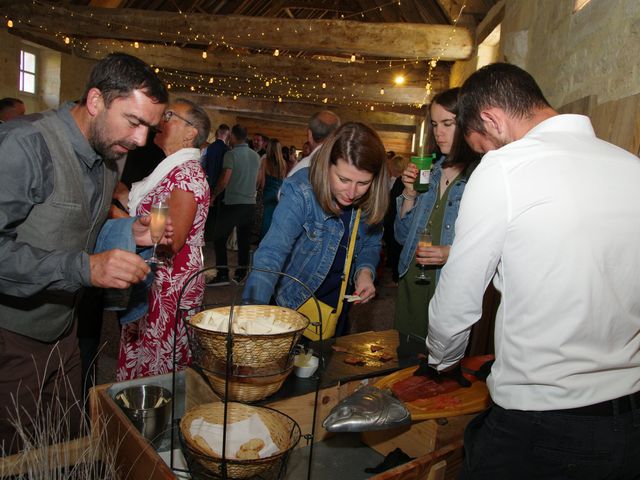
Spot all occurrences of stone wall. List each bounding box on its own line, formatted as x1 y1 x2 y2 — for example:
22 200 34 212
502 0 640 108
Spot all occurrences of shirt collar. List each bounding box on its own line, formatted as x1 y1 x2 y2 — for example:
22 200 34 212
56 102 103 169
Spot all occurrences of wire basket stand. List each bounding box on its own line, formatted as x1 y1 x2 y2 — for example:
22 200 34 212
168 264 326 480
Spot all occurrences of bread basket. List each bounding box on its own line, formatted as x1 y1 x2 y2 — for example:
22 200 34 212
180 402 301 479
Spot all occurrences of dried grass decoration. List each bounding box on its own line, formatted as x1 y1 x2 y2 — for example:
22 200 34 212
187 305 309 401
0 347 122 479
180 402 301 479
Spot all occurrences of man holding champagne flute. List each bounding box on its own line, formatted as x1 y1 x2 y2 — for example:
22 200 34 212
0 53 169 454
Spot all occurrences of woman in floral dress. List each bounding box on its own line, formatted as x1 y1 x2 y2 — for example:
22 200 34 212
116 98 210 381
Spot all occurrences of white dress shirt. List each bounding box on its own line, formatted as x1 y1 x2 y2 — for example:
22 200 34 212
428 114 640 411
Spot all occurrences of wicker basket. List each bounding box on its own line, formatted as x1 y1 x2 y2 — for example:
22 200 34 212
180 402 301 479
187 305 308 374
202 366 294 403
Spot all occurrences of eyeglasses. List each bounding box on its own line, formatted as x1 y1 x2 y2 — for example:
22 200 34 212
162 110 194 127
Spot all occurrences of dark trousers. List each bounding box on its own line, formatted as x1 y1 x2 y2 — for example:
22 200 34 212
213 203 255 277
460 399 640 480
0 325 82 455
77 287 104 402
204 197 222 242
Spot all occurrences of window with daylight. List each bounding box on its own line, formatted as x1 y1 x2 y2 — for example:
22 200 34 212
19 50 36 94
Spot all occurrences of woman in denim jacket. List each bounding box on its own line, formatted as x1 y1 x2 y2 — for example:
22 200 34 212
394 88 480 338
243 123 388 335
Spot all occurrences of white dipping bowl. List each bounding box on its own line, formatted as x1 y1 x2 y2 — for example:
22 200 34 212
294 355 319 378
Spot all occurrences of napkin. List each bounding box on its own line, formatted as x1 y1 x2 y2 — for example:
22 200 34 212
189 413 279 459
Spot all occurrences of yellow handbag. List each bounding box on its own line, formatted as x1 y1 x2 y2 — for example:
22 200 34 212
299 209 361 341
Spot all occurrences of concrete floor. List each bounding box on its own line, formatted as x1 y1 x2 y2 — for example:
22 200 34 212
96 243 398 386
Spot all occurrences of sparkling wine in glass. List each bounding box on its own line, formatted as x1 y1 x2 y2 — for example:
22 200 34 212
147 200 168 267
415 228 432 285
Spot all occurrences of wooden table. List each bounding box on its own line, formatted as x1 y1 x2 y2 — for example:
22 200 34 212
89 329 470 479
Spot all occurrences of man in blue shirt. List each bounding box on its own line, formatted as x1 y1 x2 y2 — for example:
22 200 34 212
203 124 230 241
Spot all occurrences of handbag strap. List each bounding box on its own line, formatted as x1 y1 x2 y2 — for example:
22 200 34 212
333 208 361 318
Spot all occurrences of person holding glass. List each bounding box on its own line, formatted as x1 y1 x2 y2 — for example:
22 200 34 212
115 98 211 381
243 123 388 337
394 88 480 338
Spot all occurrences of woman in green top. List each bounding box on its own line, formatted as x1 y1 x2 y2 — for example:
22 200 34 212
393 88 480 338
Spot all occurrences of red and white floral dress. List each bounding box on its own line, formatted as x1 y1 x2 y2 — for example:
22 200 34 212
117 159 209 381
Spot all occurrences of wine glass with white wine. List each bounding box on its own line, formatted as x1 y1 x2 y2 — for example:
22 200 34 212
147 200 168 267
415 227 432 285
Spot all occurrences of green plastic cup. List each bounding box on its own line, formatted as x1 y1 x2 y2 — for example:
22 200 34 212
411 154 435 192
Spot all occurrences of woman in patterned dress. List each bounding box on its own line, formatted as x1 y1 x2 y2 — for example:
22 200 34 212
116 98 211 381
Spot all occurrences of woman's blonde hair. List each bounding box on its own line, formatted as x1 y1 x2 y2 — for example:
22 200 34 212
265 138 287 179
309 122 388 225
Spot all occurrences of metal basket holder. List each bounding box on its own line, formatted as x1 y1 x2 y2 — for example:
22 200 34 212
168 264 326 480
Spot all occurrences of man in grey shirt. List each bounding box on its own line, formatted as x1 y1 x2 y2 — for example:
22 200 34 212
210 124 261 285
0 53 167 454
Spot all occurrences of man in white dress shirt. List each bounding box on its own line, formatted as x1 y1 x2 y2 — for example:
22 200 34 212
428 63 640 479
287 110 340 177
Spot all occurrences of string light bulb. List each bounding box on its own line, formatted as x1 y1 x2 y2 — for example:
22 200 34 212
154 68 160 73
394 74 405 86
273 49 280 57
380 88 385 95
202 51 207 59
350 54 356 62
322 82 326 89
134 41 139 48
7 19 14 28
64 36 70 45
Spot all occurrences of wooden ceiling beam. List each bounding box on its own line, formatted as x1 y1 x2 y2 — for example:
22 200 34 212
179 93 421 130
434 0 494 23
89 0 125 8
166 74 431 107
1 2 474 60
76 39 449 98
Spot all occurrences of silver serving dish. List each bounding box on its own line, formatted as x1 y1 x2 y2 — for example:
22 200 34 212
322 385 411 433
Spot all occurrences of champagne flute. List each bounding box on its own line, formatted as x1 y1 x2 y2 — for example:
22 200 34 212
147 200 168 267
415 227 432 285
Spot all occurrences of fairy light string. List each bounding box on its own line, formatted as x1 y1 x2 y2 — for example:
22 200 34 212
3 0 464 109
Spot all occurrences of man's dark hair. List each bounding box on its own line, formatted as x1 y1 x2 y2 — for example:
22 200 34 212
0 97 24 113
458 63 551 135
80 53 168 107
231 124 248 142
174 98 211 148
308 110 341 143
216 124 230 137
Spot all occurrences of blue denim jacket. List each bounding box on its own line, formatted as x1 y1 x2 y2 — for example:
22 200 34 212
394 157 469 280
94 217 153 325
243 168 383 309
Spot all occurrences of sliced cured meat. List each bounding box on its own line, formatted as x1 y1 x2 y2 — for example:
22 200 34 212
332 345 349 353
378 352 394 362
391 374 460 403
344 355 366 366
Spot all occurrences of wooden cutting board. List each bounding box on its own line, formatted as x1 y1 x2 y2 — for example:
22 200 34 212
372 357 492 420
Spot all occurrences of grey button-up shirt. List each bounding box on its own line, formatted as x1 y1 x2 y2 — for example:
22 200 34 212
0 102 105 296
